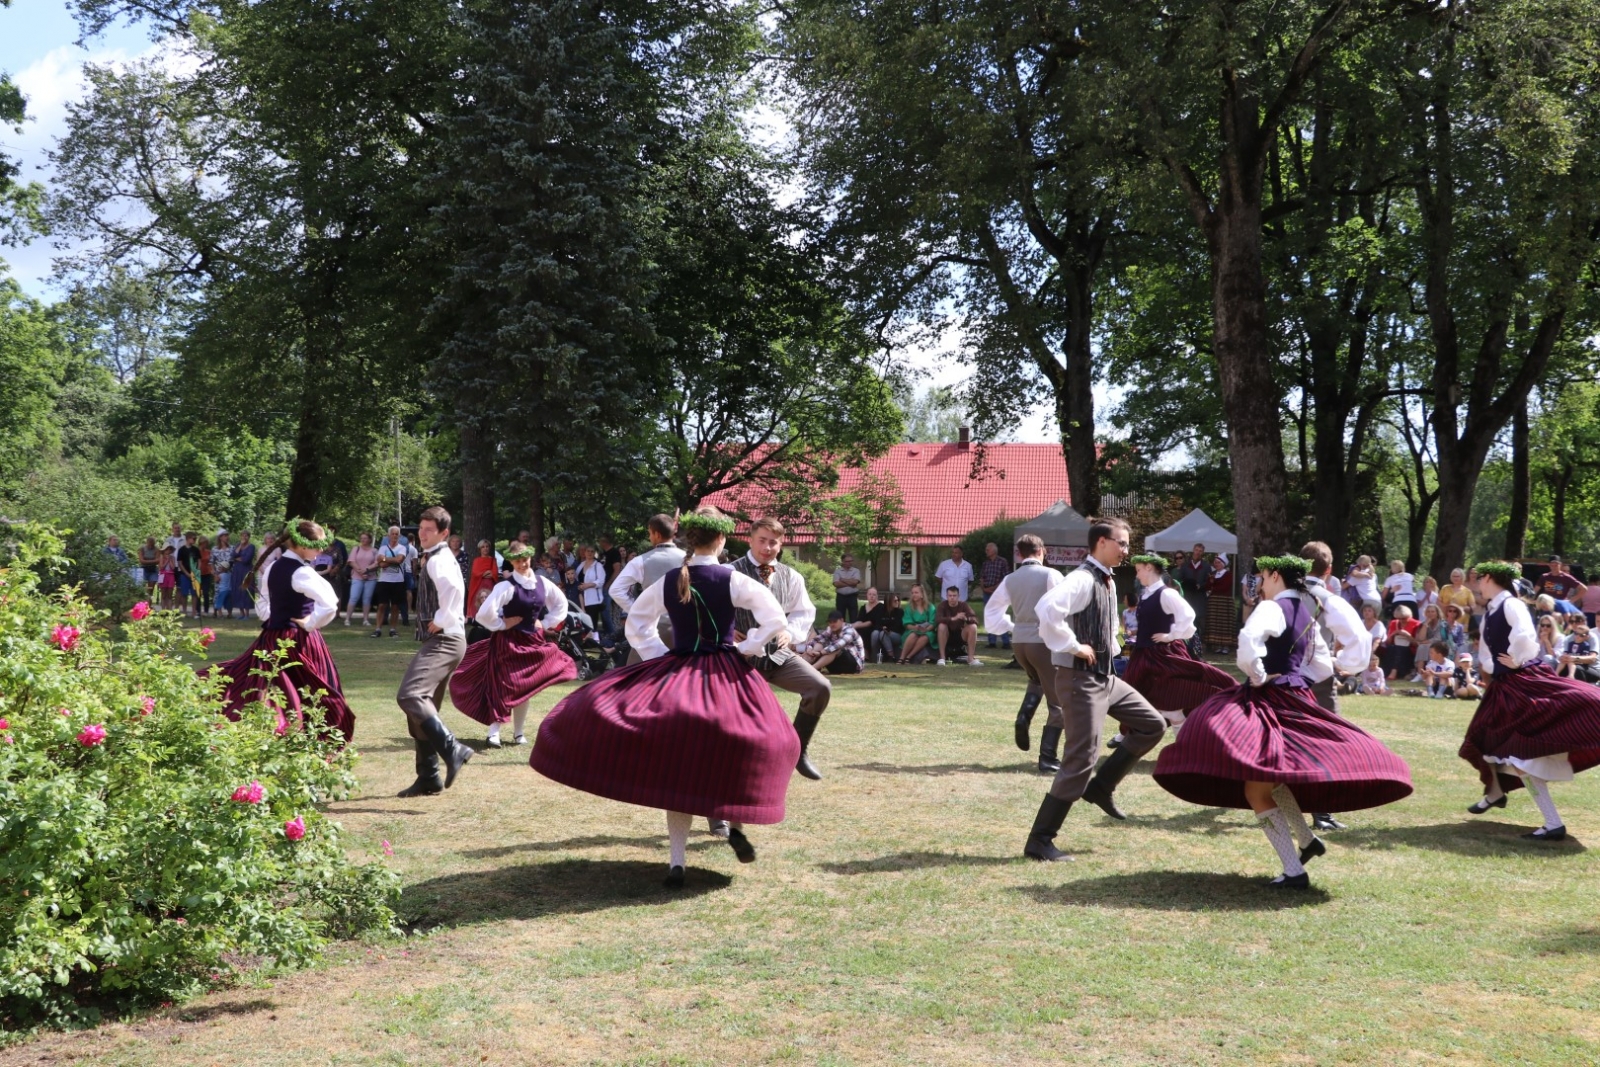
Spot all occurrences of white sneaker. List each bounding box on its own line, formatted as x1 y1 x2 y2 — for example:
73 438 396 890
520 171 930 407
936 658 947 666
343 617 351 626
968 657 983 666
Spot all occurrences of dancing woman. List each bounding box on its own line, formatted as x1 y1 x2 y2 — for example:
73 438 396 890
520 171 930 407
1459 561 1600 840
208 519 355 742
1152 555 1412 889
1120 554 1235 729
532 508 800 887
448 541 576 748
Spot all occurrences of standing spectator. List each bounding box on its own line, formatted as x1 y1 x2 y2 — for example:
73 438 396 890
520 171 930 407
1203 554 1236 654
1583 577 1600 628
211 533 234 616
1382 560 1417 619
1384 604 1420 680
102 534 130 573
326 526 349 611
934 546 975 605
979 542 1012 650
536 553 563 588
165 521 186 555
372 526 408 638
468 540 500 616
935 585 982 666
1175 544 1209 655
138 536 160 595
575 545 607 629
1466 566 1489 637
346 532 379 627
1347 555 1380 614
197 536 215 617
599 535 624 634
449 534 471 585
400 532 418 627
1558 620 1600 683
1240 570 1263 623
1441 569 1476 621
559 536 578 572
1536 557 1588 603
176 531 201 617
156 545 177 611
227 531 256 617
899 585 936 664
832 553 863 622
803 611 866 675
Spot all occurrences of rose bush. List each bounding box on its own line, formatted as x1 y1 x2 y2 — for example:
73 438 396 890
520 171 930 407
0 526 398 1029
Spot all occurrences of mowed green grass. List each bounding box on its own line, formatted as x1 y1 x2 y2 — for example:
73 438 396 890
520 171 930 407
8 619 1600 1066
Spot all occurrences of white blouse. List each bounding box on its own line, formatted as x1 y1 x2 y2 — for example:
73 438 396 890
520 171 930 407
474 571 568 632
1479 591 1539 677
625 555 786 662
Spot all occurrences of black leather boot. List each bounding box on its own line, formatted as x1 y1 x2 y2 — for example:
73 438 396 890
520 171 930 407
1037 726 1062 774
793 711 823 781
1081 745 1139 820
1014 688 1042 751
396 739 443 797
419 715 473 789
1023 794 1074 861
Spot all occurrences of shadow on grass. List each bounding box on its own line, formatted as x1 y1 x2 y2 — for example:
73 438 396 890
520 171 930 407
1527 926 1600 955
401 860 733 930
1015 870 1330 910
842 761 1035 777
167 999 278 1024
459 835 725 859
818 851 1022 876
1335 820 1587 857
328 806 432 816
1125 807 1248 835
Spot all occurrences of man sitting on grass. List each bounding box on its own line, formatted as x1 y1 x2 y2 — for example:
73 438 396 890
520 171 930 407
935 586 981 666
802 611 865 675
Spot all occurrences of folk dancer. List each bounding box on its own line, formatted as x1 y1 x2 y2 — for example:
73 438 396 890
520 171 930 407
983 534 1067 773
395 507 474 798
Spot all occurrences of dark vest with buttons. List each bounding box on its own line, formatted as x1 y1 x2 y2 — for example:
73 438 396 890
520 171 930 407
1262 594 1314 687
266 555 312 630
1060 561 1114 675
499 576 546 634
1483 599 1514 667
1133 585 1174 649
731 555 799 665
662 565 737 653
415 545 443 641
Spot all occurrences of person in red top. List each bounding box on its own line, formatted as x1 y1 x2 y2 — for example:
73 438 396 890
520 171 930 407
467 540 500 617
1384 605 1421 680
1203 554 1237 653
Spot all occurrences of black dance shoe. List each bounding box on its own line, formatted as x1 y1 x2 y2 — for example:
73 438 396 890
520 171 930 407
1522 825 1567 842
728 828 757 863
1311 814 1346 831
1299 837 1326 864
396 778 442 798
1467 795 1508 815
1268 873 1310 890
663 866 685 889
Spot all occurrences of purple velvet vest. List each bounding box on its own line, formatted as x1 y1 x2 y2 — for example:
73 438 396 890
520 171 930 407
1261 594 1313 687
502 577 546 633
662 565 737 654
266 555 312 630
1133 586 1174 649
1483 600 1513 664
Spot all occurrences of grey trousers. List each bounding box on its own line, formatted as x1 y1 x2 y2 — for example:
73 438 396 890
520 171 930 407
1309 676 1337 714
1014 641 1064 729
398 632 467 731
1048 668 1166 802
756 653 832 718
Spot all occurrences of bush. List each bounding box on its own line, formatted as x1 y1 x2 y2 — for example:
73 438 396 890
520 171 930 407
788 557 837 612
0 526 397 1030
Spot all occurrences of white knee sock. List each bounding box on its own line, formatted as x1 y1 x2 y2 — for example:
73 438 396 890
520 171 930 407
1523 775 1564 830
1257 808 1306 877
666 811 692 868
512 702 529 738
486 722 500 741
1271 785 1315 850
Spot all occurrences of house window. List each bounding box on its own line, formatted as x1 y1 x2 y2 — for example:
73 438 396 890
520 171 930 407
895 548 918 580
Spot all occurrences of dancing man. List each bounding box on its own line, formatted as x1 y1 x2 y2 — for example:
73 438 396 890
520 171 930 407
532 508 800 886
1460 561 1600 840
209 519 354 742
731 518 829 780
1023 518 1169 862
609 513 687 665
1153 556 1412 889
983 533 1066 772
449 540 577 748
396 507 474 798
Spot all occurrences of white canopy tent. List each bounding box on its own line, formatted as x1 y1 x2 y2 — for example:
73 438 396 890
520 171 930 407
1014 500 1092 566
1143 509 1238 555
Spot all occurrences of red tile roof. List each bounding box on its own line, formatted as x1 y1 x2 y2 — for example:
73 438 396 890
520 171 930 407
703 442 1071 546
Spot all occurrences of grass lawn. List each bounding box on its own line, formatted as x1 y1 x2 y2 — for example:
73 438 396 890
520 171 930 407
7 619 1600 1066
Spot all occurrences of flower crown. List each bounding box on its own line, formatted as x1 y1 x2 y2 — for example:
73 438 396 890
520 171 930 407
285 521 331 550
504 545 538 562
1254 554 1309 581
1128 553 1168 570
678 511 736 536
1475 561 1521 587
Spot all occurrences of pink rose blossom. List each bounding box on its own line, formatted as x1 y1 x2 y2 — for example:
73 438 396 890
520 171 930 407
52 625 81 652
230 781 266 805
140 696 156 716
59 707 71 717
283 816 306 842
199 628 216 648
77 723 108 747
129 601 151 621
381 840 394 857
0 718 8 730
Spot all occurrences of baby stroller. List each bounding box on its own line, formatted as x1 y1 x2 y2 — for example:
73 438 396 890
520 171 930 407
550 608 613 681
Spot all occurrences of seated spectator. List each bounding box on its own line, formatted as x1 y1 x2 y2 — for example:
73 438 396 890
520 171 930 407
1416 575 1441 617
1442 604 1469 657
1121 592 1139 645
1536 614 1565 669
852 588 895 663
1360 654 1391 696
1422 641 1455 698
1362 602 1386 666
1451 654 1483 700
1413 603 1446 677
898 586 936 664
803 611 866 675
1384 605 1419 680
935 586 981 666
1558 620 1600 683
1334 644 1363 696
875 593 906 662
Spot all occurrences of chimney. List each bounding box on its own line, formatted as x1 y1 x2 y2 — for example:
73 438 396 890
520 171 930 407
958 425 970 449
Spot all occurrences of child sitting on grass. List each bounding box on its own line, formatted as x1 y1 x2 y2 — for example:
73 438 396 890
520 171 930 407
1360 654 1391 696
1451 653 1483 700
1422 640 1455 698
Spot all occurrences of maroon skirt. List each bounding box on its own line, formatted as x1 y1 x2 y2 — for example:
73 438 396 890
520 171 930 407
449 628 578 725
1459 663 1600 791
531 648 800 824
1123 641 1236 713
1153 682 1412 812
206 627 355 743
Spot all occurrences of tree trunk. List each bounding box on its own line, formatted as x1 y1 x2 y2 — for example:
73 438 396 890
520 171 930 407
1552 466 1571 557
283 334 327 521
1503 400 1529 560
1062 273 1100 515
528 480 545 551
459 419 495 548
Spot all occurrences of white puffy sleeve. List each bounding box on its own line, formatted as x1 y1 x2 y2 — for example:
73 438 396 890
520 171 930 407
538 576 568 628
983 576 1014 636
1158 586 1196 641
290 564 339 631
608 554 646 612
785 571 816 645
1505 597 1540 669
624 578 671 662
1036 570 1094 657
1312 588 1371 674
1238 598 1286 686
731 572 787 656
475 580 516 631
